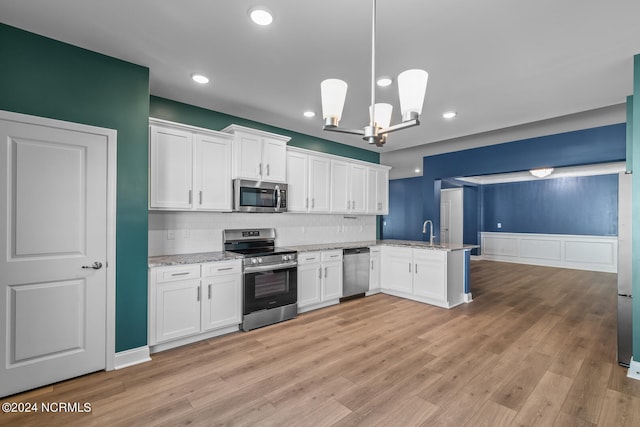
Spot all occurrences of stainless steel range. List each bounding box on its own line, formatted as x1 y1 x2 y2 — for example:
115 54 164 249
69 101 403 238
223 228 297 331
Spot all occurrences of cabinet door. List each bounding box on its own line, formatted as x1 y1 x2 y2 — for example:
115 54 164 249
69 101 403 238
195 134 232 211
349 164 367 213
309 155 331 212
381 247 413 293
234 133 263 180
322 261 343 301
377 168 389 214
297 262 322 309
262 137 287 182
149 125 193 209
286 151 309 212
201 274 242 331
155 279 201 343
413 250 446 301
330 160 350 213
369 250 381 291
367 168 379 213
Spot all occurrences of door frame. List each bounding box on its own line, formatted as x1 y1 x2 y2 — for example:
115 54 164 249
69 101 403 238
1 110 117 371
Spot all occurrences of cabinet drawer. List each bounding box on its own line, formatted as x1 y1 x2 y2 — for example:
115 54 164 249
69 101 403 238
322 250 343 262
369 245 381 253
201 260 242 277
298 252 321 265
413 249 447 261
154 265 201 283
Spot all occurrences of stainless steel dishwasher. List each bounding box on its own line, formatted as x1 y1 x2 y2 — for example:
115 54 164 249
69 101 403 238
342 247 370 300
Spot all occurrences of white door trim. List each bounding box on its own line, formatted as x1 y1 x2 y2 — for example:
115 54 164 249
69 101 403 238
0 110 117 371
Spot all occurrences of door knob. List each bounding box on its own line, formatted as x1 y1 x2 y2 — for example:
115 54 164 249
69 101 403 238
82 262 103 270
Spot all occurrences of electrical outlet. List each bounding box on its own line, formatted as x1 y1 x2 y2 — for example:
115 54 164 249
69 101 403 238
183 229 190 239
497 223 502 229
167 230 175 240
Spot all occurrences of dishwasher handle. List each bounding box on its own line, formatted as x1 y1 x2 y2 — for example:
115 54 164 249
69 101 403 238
343 247 371 255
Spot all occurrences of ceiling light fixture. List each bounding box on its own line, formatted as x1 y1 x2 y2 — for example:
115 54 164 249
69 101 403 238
442 111 457 119
303 111 316 118
249 7 273 26
415 168 421 173
319 0 428 147
191 74 210 84
529 168 554 178
377 77 392 87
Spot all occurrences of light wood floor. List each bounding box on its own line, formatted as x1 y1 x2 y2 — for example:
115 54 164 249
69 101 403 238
3 260 640 426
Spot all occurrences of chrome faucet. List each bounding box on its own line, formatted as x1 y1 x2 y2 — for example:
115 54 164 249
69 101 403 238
422 220 435 245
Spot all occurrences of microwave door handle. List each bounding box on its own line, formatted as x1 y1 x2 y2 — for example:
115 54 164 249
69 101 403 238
275 185 282 210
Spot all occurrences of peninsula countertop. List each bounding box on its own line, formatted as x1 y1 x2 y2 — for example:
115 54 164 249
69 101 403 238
285 240 479 253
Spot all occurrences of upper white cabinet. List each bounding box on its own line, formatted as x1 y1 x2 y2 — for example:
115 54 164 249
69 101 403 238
330 160 367 214
367 167 389 215
286 149 331 213
223 124 290 183
149 119 233 211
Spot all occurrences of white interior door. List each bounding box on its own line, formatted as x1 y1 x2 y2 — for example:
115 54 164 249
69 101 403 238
441 188 463 245
0 114 111 397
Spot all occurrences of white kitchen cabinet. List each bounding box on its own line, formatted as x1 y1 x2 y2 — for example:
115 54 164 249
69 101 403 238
223 125 290 183
367 166 389 215
286 149 331 213
368 246 382 294
149 260 242 352
297 250 343 313
201 261 242 331
149 124 193 209
380 246 465 309
330 160 367 214
149 119 233 211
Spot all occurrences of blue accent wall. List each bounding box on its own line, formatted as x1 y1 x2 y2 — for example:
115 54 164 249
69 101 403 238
422 124 626 241
383 177 423 240
481 175 618 236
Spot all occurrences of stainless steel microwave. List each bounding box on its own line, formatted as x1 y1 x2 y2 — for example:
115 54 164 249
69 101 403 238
233 179 288 213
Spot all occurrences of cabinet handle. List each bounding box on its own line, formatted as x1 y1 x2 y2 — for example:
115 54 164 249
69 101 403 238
208 284 212 299
217 267 234 271
267 164 270 176
371 260 374 270
409 262 412 273
352 200 356 210
306 198 309 209
199 191 203 205
171 272 190 277
197 287 201 302
325 267 328 278
312 198 315 209
415 264 418 274
347 200 351 210
318 268 322 279
259 163 263 177
188 190 192 204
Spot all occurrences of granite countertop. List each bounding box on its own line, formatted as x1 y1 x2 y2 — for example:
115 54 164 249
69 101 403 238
286 240 479 253
148 251 243 268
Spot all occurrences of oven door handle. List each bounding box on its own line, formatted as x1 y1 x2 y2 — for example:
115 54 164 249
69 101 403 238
244 261 297 274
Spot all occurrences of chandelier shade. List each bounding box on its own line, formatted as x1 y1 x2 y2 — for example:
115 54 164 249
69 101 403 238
320 79 348 125
370 103 393 128
398 69 429 121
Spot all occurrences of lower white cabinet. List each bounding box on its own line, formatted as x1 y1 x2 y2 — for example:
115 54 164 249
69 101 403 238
297 250 343 313
149 260 242 351
381 246 465 308
368 246 382 294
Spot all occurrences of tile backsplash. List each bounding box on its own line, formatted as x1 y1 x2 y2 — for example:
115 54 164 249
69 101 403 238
149 212 377 256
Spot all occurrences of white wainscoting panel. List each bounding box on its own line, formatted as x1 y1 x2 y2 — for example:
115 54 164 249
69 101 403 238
481 232 617 273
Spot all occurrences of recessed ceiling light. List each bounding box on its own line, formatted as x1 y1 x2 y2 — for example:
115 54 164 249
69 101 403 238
191 74 210 84
303 111 316 118
415 168 421 173
377 77 392 87
249 7 273 26
443 111 457 119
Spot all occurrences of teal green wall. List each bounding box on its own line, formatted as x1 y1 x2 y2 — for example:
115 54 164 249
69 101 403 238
632 55 640 363
0 24 150 352
150 96 380 164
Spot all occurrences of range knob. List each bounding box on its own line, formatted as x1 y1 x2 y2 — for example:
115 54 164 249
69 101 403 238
287 255 293 261
257 258 263 264
282 255 288 262
251 258 258 265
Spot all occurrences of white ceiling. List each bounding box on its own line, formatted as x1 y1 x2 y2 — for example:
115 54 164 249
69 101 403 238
1 0 639 156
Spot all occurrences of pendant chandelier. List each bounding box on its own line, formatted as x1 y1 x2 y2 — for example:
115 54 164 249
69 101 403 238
320 0 428 147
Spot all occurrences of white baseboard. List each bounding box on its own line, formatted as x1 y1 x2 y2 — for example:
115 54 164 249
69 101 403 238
464 293 473 303
115 346 151 370
150 325 240 354
627 358 640 381
480 232 617 273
